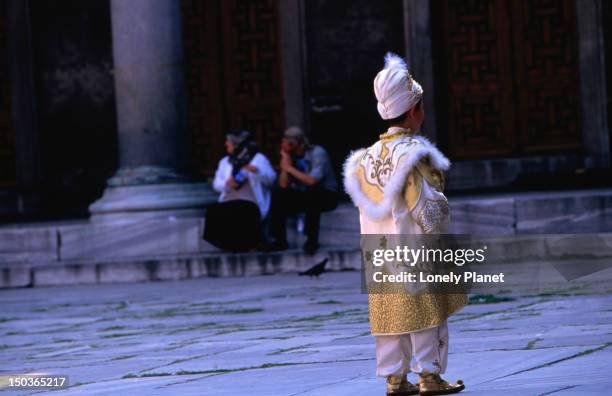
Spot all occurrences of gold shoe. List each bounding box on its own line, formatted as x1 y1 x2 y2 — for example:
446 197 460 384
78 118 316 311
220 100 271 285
387 375 419 396
418 373 464 396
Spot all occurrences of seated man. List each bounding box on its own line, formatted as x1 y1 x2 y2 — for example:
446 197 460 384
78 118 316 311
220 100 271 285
268 126 338 253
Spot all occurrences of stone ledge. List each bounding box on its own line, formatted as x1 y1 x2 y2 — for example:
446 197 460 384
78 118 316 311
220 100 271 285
2 188 612 288
3 232 612 289
0 249 362 288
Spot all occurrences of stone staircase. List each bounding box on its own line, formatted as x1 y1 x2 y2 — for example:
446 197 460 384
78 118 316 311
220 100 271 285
1 188 612 288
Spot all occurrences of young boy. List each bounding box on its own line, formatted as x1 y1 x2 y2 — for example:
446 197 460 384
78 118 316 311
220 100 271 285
343 53 466 396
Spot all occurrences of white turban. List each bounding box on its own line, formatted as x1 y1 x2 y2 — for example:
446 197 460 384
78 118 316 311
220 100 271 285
374 52 423 120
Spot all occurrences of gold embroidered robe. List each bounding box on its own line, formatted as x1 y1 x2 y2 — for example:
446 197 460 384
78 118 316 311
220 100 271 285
343 128 467 335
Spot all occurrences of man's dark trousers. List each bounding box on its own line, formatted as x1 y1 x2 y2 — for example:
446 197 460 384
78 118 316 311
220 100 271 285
269 186 338 247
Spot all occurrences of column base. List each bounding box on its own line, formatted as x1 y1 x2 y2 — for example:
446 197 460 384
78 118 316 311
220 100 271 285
89 180 218 224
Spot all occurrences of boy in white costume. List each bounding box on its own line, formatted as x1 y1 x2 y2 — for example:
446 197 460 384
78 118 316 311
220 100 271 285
343 53 466 396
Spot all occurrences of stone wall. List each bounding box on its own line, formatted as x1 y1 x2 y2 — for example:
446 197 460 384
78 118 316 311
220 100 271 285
30 0 117 217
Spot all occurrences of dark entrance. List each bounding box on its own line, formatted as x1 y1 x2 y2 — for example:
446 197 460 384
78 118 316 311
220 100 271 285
303 0 406 177
2 0 117 219
0 0 15 188
432 0 583 159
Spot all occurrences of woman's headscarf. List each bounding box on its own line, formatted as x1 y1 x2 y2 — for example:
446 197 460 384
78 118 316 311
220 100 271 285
226 130 258 177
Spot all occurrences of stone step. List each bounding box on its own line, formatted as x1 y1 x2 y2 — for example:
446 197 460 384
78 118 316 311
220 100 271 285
0 249 361 288
3 233 612 289
1 188 612 288
319 188 612 235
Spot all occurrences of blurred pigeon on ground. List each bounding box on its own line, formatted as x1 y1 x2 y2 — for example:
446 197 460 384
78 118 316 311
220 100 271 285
299 258 328 278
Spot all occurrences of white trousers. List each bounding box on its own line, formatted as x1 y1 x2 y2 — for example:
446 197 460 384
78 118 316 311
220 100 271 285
375 321 449 377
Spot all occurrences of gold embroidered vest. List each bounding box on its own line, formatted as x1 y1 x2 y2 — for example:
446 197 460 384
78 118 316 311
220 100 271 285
343 129 467 334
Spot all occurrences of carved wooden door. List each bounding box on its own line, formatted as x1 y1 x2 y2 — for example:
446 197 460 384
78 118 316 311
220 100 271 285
181 0 285 177
433 0 582 159
511 0 582 154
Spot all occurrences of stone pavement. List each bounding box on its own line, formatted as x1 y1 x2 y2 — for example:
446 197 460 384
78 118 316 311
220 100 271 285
1 267 612 395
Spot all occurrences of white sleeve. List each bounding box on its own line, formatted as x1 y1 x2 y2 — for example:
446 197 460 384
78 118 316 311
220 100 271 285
249 153 277 187
212 157 232 193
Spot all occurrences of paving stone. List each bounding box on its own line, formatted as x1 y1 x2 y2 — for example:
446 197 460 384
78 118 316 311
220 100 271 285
1 268 611 395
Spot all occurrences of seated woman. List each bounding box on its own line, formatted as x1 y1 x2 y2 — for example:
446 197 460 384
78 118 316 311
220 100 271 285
204 130 276 252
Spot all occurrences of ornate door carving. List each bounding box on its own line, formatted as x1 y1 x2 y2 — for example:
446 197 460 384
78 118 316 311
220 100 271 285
181 0 285 176
433 0 581 159
434 0 516 158
512 0 582 153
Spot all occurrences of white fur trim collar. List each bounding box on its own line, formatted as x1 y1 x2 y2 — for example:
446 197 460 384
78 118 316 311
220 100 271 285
342 135 450 220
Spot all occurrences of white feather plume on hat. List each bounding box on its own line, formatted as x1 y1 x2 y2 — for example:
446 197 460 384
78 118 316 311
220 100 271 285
383 52 407 70
374 52 423 120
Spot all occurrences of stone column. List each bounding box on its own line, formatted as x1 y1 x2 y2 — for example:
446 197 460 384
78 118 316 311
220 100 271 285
278 0 307 131
90 0 216 222
7 0 42 216
576 0 610 168
404 0 438 143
